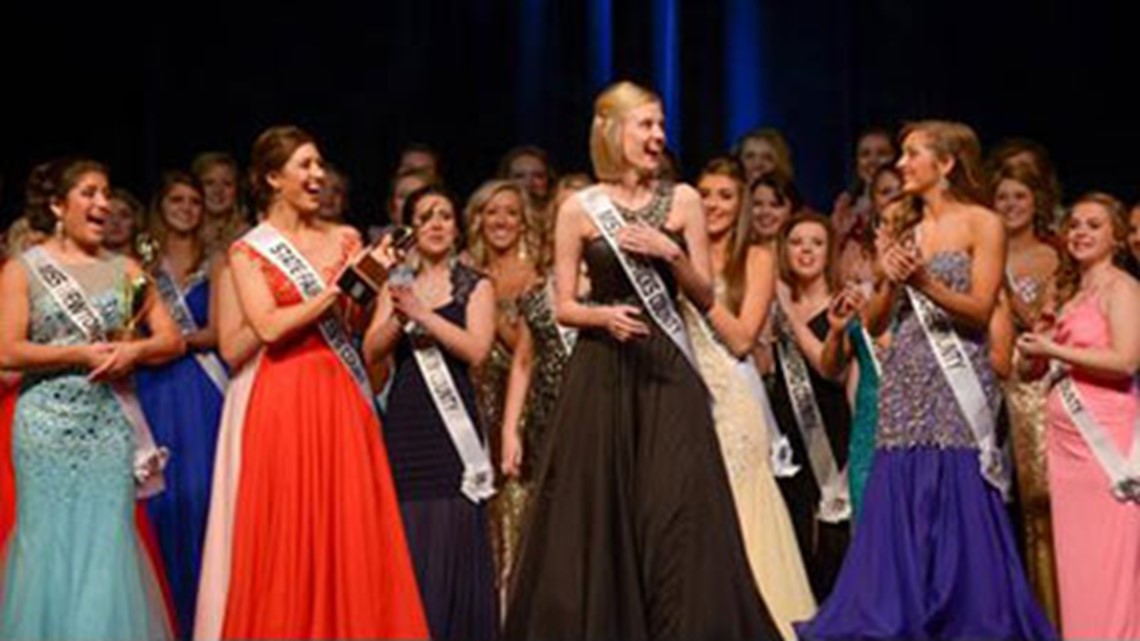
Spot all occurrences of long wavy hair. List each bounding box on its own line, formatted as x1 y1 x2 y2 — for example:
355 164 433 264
1054 192 1130 305
882 120 987 240
697 156 753 314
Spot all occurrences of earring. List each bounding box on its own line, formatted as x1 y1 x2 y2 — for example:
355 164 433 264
54 217 64 239
938 176 951 192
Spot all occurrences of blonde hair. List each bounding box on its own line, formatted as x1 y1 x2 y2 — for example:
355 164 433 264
589 81 661 181
464 179 536 269
735 128 795 179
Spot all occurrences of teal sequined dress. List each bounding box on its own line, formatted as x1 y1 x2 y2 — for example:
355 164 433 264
0 253 172 640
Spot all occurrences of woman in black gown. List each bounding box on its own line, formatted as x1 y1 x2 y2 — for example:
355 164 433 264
503 80 779 641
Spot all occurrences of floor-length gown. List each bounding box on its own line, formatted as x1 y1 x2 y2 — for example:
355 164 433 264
682 290 817 641
797 251 1056 641
770 310 852 600
1045 292 1140 640
515 282 573 478
847 319 881 522
384 263 496 641
475 306 523 612
217 234 428 640
137 267 224 637
0 254 172 640
1004 274 1061 628
504 184 781 641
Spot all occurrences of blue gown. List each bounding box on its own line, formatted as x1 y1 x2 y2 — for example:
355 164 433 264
136 271 224 638
796 252 1055 641
0 253 172 640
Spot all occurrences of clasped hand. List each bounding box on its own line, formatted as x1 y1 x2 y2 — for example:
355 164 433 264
85 342 140 382
616 224 681 263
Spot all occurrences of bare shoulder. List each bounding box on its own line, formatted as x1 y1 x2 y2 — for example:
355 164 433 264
1110 268 1140 299
0 257 28 287
745 242 775 267
671 182 701 209
557 191 592 237
122 256 145 279
964 204 1002 228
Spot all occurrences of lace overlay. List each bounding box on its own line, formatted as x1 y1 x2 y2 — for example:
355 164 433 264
876 251 999 450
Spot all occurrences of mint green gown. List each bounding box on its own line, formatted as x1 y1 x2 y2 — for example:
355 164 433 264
0 254 172 640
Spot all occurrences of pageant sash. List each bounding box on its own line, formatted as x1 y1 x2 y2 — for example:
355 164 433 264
23 246 167 497
408 329 495 503
738 356 801 478
545 277 577 356
685 301 799 477
243 224 374 409
857 322 883 379
1054 368 1140 503
154 264 230 394
577 186 698 371
906 286 1011 498
775 313 850 522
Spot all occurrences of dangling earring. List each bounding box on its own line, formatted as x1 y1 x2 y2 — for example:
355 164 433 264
54 217 64 239
938 175 951 192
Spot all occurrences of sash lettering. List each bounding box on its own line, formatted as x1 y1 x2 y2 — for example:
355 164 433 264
154 265 230 394
23 247 167 497
243 224 374 409
776 312 850 522
577 186 698 371
906 286 1010 499
1054 369 1140 503
409 334 496 503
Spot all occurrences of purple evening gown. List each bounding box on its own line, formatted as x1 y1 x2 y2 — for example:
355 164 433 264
796 252 1057 641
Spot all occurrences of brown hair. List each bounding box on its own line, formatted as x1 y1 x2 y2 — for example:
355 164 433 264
749 169 803 213
990 163 1056 240
883 120 987 239
149 170 207 273
191 151 239 182
698 156 752 314
985 138 1062 205
24 157 109 234
777 212 839 297
1054 192 1130 304
248 126 316 212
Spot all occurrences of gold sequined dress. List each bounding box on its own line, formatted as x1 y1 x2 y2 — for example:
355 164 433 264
1005 274 1061 628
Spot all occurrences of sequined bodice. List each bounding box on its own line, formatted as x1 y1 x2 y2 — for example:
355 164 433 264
13 253 136 512
876 251 999 449
22 255 128 385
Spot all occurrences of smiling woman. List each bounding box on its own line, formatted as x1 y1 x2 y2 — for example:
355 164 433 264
0 157 183 641
199 126 429 640
503 81 781 641
133 170 228 637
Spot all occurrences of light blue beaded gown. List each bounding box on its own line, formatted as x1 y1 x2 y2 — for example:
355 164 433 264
0 253 173 641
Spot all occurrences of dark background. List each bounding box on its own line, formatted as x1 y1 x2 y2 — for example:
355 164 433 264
1 0 1134 230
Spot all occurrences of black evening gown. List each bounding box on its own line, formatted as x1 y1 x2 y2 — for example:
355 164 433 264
503 191 780 641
